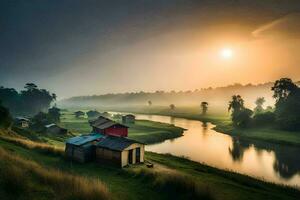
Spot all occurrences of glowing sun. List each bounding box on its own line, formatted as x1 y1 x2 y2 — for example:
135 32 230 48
220 48 233 59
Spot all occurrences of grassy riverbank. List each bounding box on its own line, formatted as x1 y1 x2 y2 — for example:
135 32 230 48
95 105 300 146
0 129 299 200
59 111 184 144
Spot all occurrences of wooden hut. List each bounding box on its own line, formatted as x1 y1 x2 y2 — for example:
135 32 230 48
15 117 30 128
89 116 128 137
65 133 104 163
45 123 68 134
122 114 135 124
95 136 144 167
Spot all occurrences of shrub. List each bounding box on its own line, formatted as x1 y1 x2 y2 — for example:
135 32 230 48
253 112 276 127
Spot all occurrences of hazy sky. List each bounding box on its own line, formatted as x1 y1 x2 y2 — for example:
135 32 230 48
1 0 300 99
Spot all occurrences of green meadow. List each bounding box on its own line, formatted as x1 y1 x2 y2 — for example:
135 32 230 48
59 110 185 144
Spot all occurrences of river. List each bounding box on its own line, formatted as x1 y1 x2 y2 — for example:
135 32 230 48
130 113 300 188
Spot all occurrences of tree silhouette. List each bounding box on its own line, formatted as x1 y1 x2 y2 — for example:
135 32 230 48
0 84 56 116
254 97 265 113
48 107 61 123
24 83 38 90
272 78 300 130
272 78 297 103
200 102 208 115
169 104 175 111
228 95 244 113
228 95 252 127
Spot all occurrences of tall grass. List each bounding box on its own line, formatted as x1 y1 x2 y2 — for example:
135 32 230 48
0 147 110 200
0 135 64 156
132 168 214 200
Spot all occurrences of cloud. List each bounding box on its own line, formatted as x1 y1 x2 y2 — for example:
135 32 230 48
252 13 300 38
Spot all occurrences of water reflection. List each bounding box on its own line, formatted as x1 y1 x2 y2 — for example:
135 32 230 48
227 137 300 179
228 138 247 162
170 116 175 124
202 122 208 134
133 114 300 188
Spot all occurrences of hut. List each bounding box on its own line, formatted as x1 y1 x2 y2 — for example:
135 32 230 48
45 123 68 134
86 110 100 118
65 133 104 163
122 114 135 124
65 134 144 167
15 117 30 128
95 136 144 167
89 116 128 137
74 111 85 118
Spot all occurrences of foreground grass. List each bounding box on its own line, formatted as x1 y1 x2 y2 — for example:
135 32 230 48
59 111 184 144
0 135 213 200
0 132 299 200
0 147 110 200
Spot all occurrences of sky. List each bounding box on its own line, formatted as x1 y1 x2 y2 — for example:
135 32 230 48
1 0 300 99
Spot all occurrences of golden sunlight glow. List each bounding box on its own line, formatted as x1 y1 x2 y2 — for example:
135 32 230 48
220 48 233 59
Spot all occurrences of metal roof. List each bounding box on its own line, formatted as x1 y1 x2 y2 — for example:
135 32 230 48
89 116 127 129
45 123 56 128
15 117 30 121
96 136 143 151
66 133 104 146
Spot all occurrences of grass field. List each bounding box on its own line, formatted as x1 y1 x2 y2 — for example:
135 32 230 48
0 130 299 200
59 110 185 144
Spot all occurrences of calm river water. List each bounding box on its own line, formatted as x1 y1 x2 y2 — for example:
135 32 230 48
132 113 300 188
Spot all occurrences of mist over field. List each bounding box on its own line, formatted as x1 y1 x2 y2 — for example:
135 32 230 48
59 81 290 112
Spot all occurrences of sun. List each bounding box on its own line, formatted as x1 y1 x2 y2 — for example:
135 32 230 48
220 48 233 59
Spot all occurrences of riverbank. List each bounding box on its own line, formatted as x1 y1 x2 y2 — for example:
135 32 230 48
0 131 299 200
99 106 300 146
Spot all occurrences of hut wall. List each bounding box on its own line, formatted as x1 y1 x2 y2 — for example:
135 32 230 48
96 147 121 166
104 126 128 137
121 144 145 167
65 144 92 163
121 150 129 167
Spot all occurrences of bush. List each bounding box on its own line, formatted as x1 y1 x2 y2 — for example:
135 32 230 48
0 104 12 128
253 112 276 127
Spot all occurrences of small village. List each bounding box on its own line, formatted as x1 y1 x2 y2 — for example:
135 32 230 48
15 112 146 168
66 115 145 167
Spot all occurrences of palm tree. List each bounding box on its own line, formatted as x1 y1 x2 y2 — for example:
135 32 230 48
200 102 208 115
228 95 244 113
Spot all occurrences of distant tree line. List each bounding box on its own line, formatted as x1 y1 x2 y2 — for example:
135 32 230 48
0 83 56 116
228 78 300 131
